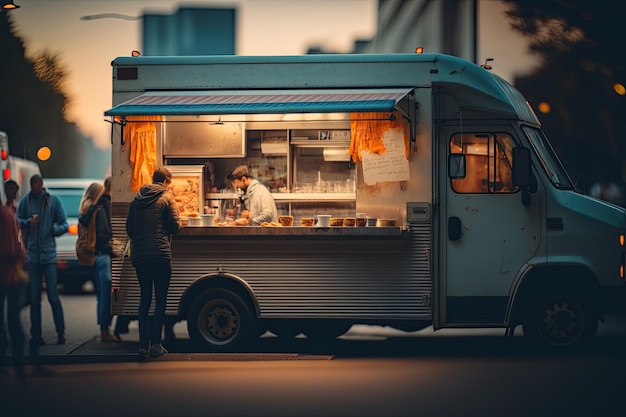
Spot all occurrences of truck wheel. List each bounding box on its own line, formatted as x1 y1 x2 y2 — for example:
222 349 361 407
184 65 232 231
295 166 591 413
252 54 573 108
302 321 352 341
187 289 255 352
522 291 598 349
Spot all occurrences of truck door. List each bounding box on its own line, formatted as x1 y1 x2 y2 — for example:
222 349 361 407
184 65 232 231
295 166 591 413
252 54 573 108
438 128 542 325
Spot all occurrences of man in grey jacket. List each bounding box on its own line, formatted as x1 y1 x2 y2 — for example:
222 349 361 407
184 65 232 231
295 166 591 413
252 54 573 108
16 174 68 347
126 167 180 358
227 165 278 226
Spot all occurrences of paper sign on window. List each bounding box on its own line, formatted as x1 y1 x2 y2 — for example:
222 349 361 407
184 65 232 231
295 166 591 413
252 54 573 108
361 129 410 185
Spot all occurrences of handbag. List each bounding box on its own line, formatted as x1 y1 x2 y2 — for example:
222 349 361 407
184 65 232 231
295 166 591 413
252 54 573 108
109 237 126 258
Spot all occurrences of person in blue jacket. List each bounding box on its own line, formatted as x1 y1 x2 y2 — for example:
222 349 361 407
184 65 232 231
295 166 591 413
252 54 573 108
16 174 69 348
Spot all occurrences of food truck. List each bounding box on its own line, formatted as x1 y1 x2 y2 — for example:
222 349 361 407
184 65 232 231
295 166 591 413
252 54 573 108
106 53 626 351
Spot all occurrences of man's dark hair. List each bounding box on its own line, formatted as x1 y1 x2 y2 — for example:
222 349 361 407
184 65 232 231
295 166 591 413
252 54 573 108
4 179 18 191
152 167 172 184
30 174 43 186
226 165 251 181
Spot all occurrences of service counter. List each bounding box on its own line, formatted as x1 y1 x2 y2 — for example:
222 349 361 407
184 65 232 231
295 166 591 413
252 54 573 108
176 225 407 239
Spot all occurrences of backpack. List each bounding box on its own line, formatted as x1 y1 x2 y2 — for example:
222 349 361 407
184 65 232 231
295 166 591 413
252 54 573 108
76 206 101 266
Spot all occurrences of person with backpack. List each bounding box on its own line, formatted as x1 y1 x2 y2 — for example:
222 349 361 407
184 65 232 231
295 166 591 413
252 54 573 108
16 174 68 349
78 182 120 343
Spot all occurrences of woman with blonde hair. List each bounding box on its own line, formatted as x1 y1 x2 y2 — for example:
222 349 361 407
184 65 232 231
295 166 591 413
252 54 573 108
78 182 120 342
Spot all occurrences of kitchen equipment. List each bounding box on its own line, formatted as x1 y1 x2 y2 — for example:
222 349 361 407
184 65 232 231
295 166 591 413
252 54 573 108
188 216 202 226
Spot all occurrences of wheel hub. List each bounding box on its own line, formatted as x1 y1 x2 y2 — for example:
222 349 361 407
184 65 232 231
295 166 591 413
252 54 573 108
206 306 238 339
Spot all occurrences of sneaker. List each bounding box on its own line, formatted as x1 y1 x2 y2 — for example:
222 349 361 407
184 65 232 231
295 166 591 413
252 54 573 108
139 348 150 358
57 334 66 345
149 343 168 357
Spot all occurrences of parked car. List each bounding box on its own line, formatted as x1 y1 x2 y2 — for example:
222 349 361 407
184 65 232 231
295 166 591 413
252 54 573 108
45 178 102 293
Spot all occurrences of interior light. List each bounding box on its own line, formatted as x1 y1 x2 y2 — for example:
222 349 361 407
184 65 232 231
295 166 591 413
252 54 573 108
620 234 625 246
1 149 7 160
415 47 424 54
3 168 10 180
1 1 21 10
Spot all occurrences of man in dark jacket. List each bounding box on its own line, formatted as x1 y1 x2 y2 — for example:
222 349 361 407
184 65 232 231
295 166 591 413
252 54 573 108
126 167 180 358
16 174 68 348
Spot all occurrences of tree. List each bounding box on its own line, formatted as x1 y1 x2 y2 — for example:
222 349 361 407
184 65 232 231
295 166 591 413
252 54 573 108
0 12 105 178
502 0 626 190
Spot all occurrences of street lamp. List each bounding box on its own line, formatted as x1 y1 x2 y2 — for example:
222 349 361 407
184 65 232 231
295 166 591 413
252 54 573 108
1 1 21 10
80 13 141 21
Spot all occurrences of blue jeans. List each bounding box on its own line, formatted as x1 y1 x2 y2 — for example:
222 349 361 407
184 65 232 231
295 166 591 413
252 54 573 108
134 260 171 350
28 262 65 338
94 254 113 330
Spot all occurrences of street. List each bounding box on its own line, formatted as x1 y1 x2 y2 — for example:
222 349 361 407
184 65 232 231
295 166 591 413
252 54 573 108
1 293 625 417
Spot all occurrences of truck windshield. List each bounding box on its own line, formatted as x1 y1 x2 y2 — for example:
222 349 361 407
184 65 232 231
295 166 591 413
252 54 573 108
522 126 574 190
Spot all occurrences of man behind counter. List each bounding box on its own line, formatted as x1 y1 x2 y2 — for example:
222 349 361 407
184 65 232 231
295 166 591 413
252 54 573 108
227 165 278 226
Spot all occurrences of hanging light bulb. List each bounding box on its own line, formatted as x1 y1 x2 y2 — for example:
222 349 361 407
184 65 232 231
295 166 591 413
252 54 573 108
2 1 21 10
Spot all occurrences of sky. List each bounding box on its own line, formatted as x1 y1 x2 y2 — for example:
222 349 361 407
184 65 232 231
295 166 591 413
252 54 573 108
9 0 537 151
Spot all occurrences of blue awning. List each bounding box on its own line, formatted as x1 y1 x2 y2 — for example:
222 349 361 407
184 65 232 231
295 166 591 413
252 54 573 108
104 89 413 116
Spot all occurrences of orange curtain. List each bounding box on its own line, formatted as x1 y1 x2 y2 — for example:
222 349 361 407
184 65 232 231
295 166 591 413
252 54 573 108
349 112 410 163
123 115 162 192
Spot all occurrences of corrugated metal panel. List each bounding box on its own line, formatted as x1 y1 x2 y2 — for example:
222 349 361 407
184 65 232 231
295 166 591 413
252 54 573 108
104 88 412 116
112 214 432 321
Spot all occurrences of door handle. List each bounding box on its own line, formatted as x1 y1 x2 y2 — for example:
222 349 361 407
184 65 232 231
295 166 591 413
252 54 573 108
448 217 462 241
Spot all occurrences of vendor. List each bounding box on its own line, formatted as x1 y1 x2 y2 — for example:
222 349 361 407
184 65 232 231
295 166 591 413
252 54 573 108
227 165 278 226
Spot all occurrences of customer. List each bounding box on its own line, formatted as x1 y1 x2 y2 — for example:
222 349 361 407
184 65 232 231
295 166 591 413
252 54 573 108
16 174 68 347
4 179 20 214
78 181 120 343
0 203 27 381
226 165 278 226
126 167 181 358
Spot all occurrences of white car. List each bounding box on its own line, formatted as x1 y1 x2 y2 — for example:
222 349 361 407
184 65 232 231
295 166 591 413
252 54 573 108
45 178 102 293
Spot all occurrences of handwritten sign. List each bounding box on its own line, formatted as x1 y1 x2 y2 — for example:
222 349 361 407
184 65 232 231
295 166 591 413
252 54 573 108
361 129 410 185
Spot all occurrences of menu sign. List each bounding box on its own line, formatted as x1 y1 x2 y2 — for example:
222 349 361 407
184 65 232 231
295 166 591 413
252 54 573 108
361 129 410 185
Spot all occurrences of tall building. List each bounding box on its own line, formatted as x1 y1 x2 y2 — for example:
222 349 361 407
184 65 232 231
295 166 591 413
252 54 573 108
142 6 236 56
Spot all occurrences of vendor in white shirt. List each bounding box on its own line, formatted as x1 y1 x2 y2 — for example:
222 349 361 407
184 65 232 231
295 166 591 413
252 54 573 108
227 165 278 226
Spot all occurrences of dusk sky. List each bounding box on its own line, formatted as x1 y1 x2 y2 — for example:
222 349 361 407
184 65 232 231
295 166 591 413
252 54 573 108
9 0 536 151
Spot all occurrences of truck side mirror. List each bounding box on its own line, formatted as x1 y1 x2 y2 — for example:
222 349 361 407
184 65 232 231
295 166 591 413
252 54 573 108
512 147 533 206
448 154 466 179
512 147 530 186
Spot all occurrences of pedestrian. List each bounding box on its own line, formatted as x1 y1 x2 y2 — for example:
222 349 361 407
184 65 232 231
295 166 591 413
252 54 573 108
0 203 27 382
4 179 20 214
78 180 120 343
16 174 68 348
126 167 181 358
226 165 278 226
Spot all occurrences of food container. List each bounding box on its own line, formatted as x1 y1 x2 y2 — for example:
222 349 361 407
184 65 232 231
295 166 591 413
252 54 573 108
180 217 189 227
377 219 397 227
365 217 377 227
316 214 331 227
300 217 315 227
330 218 344 227
188 216 202 226
278 215 294 226
343 217 356 227
200 214 215 226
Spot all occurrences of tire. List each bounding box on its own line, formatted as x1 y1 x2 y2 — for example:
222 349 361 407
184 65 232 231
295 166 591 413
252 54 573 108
523 291 598 349
187 289 255 352
302 320 352 341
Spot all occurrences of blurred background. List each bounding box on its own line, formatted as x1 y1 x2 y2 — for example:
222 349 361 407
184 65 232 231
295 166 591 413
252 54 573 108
1 0 624 205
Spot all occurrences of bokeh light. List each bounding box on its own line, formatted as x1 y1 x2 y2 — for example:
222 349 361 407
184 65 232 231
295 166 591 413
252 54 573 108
538 102 551 114
37 146 51 161
613 83 626 96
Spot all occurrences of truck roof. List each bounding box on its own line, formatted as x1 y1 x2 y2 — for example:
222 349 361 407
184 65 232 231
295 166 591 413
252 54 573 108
107 53 539 124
